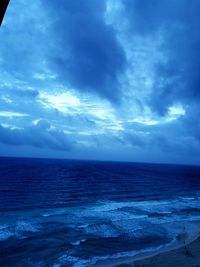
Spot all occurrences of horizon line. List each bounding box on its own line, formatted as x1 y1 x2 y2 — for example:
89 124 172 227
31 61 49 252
0 155 199 168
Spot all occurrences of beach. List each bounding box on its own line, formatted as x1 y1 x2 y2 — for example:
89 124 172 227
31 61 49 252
114 222 200 267
115 235 200 267
93 221 200 267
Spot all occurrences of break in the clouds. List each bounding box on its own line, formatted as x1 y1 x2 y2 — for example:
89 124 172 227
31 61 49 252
0 0 200 164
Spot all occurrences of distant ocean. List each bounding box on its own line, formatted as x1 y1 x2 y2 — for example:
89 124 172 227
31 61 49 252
1 157 200 266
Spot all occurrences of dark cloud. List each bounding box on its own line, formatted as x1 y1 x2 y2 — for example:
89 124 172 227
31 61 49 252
0 120 73 151
0 0 48 77
123 0 200 115
123 0 187 35
124 127 200 158
42 0 126 101
182 104 200 142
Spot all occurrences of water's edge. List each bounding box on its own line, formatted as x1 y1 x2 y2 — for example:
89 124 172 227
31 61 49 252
93 220 200 267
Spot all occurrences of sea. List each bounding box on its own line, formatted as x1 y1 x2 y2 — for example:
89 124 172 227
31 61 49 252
1 157 200 266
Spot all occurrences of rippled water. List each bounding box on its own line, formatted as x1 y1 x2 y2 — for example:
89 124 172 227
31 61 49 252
1 157 200 266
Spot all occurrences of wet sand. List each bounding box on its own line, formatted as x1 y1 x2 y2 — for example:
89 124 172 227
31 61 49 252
114 221 200 267
116 235 200 267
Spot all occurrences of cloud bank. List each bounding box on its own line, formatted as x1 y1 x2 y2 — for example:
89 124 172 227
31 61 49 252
0 0 200 164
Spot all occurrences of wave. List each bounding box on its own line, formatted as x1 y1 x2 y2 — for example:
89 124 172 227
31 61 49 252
70 239 87 246
53 220 200 267
38 195 200 223
53 240 176 267
0 221 39 241
34 195 200 242
82 222 120 238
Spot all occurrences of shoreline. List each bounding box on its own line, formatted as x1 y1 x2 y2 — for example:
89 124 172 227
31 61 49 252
116 235 200 267
92 220 200 267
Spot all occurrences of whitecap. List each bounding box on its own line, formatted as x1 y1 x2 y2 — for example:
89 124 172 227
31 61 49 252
0 221 39 241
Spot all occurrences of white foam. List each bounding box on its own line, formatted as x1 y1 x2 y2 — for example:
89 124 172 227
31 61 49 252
37 196 200 243
0 228 16 241
83 223 119 238
15 221 38 232
53 255 80 267
71 239 86 246
0 221 39 241
54 246 168 267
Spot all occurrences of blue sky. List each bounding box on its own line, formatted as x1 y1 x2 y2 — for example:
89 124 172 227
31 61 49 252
0 0 200 164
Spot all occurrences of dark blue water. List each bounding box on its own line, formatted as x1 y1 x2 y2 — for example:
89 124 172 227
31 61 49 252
1 157 200 266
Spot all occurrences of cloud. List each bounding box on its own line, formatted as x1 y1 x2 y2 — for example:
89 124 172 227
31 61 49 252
0 111 29 118
0 0 49 78
0 87 39 101
123 123 200 159
1 0 200 163
41 0 126 101
0 120 73 151
122 0 200 115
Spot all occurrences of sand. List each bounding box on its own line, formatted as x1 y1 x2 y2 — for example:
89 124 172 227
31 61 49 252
116 236 200 267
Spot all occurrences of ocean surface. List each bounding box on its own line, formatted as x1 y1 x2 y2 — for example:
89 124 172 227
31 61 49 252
1 157 200 266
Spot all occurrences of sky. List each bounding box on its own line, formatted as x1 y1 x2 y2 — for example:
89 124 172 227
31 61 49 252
0 0 200 165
